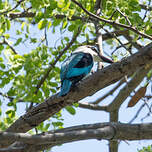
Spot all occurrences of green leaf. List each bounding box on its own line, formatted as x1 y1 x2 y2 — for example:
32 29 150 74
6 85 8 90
52 19 61 27
62 19 68 29
0 63 5 69
50 88 56 93
68 24 76 32
49 81 58 87
14 38 22 46
0 0 3 10
30 38 37 43
6 109 15 118
73 102 79 107
47 21 52 29
4 34 10 39
0 45 4 52
57 0 65 8
44 123 50 130
52 121 63 127
21 22 26 31
138 145 152 152
65 106 76 115
30 0 42 8
145 25 152 35
54 67 60 73
38 19 48 30
6 19 11 30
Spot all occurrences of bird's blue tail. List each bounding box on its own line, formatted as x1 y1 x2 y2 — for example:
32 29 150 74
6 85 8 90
58 79 72 97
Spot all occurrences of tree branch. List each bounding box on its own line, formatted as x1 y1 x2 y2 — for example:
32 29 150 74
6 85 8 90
78 102 108 111
1 42 152 148
7 4 152 20
0 38 18 54
71 0 152 40
92 78 125 104
9 12 85 21
0 0 25 16
139 4 152 11
108 65 152 111
94 0 104 70
0 146 24 152
0 122 152 151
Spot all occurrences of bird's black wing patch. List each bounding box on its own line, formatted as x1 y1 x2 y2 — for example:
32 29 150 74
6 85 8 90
69 74 85 86
74 53 93 68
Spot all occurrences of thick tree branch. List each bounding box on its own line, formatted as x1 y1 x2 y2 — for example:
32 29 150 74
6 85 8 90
0 146 24 152
1 42 152 148
9 12 85 21
0 122 152 152
109 102 119 152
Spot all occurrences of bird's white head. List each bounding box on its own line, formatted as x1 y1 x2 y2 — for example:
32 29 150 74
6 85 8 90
73 45 100 61
73 45 114 63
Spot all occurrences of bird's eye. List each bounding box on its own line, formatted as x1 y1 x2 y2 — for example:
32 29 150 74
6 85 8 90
91 47 98 53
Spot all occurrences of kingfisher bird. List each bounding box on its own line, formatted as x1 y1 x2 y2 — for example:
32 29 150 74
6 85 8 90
58 45 114 97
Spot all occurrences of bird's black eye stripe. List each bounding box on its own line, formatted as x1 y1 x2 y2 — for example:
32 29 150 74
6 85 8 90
92 47 98 52
87 46 98 53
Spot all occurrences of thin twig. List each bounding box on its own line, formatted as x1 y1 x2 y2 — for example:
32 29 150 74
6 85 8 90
0 92 14 102
0 0 25 16
140 3 152 11
78 102 108 111
129 103 146 123
44 27 48 46
116 8 132 26
123 32 143 51
103 27 129 52
142 0 151 21
1 38 18 54
92 77 125 104
111 42 130 55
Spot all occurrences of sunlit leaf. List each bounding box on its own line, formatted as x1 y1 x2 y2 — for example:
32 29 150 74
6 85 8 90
65 106 76 115
38 19 48 30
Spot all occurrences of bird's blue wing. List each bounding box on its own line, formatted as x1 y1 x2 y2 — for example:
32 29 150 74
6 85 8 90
60 53 84 81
